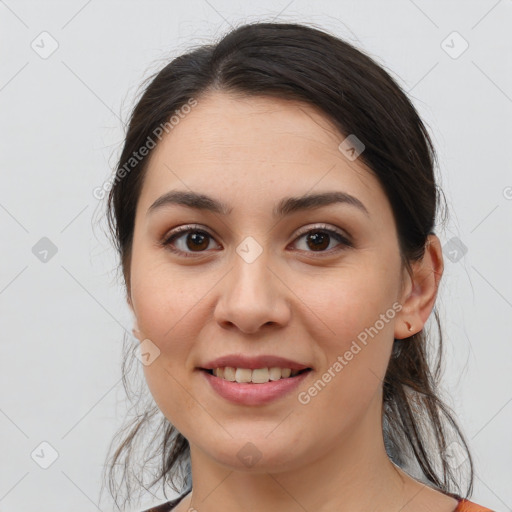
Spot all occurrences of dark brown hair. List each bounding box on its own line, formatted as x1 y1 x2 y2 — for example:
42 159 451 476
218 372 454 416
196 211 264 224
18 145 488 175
102 20 474 509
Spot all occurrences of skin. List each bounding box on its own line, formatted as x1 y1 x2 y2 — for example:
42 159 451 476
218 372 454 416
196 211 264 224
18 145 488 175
128 91 455 512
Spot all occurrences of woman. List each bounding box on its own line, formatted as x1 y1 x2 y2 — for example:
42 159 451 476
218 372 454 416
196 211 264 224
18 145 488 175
103 21 494 512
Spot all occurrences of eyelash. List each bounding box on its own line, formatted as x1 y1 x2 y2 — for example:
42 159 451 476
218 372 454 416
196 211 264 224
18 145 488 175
160 223 353 258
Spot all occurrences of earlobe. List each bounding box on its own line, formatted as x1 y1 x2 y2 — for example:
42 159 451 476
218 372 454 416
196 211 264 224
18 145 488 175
132 319 142 341
394 234 444 339
127 293 141 341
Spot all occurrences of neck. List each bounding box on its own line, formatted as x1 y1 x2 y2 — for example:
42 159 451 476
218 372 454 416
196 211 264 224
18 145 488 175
183 392 421 512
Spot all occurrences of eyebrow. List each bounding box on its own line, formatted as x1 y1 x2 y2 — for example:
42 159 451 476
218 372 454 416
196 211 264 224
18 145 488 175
147 190 369 218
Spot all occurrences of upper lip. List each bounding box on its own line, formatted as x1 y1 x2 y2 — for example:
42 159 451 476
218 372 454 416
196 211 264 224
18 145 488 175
200 355 312 371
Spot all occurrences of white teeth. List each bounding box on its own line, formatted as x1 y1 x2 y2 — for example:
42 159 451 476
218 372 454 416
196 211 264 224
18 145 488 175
281 368 292 378
269 367 282 381
235 368 252 383
211 366 304 384
251 368 269 384
223 367 236 381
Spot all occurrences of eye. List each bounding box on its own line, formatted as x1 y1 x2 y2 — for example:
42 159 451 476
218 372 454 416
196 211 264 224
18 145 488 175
161 225 220 257
290 224 353 255
160 223 352 258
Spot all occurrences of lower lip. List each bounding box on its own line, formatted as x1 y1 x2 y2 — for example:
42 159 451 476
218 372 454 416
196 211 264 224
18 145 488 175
201 369 311 406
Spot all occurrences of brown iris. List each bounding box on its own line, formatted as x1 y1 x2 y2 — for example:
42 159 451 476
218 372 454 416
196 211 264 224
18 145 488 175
306 231 330 251
186 232 209 251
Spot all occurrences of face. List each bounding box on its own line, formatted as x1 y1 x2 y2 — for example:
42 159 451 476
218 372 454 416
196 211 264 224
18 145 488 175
128 91 408 472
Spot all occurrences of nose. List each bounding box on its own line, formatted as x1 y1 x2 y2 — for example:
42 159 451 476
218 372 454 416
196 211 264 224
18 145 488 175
213 249 291 334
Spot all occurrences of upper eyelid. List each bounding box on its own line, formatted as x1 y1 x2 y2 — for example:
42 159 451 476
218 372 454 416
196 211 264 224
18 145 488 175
293 223 351 239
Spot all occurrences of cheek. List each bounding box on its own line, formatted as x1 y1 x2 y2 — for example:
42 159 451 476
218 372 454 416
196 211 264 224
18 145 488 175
133 270 208 431
130 247 206 344
129 256 208 409
293 260 399 407
297 259 399 348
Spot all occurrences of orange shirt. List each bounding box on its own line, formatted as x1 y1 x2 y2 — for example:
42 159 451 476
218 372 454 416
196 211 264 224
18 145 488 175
455 498 495 511
143 495 496 511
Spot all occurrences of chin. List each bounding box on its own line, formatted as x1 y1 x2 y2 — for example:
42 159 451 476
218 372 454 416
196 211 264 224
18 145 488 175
198 436 310 474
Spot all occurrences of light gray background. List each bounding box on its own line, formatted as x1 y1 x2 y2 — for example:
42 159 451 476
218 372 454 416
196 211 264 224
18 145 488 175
1 1 511 511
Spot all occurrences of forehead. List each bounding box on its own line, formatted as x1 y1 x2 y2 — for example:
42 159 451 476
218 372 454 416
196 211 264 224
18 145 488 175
137 91 391 223
159 92 347 163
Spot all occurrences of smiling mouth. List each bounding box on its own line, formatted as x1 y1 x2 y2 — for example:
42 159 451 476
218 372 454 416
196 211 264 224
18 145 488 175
201 367 312 384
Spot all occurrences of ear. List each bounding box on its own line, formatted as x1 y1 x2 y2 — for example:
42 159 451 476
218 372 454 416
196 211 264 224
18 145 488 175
394 234 444 339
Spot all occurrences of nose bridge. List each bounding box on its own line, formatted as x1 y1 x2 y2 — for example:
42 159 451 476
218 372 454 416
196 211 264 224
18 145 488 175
214 237 290 332
233 243 271 298
231 240 274 307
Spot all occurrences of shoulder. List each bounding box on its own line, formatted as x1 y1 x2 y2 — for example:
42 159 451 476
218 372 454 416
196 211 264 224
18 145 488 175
455 498 496 512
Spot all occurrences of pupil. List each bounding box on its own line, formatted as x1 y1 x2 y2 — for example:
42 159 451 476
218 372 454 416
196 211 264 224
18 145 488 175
307 232 329 251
